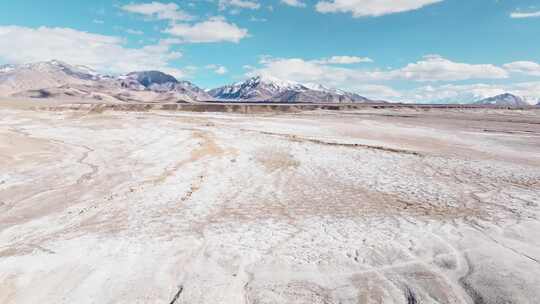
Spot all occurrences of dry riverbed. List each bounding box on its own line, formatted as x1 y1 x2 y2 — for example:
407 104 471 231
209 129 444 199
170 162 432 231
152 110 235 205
1 103 539 303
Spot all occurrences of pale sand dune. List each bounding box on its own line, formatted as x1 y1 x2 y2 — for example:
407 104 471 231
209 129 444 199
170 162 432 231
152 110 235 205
0 104 539 303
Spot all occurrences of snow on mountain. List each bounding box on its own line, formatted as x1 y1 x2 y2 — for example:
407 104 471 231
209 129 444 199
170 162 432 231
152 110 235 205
121 71 212 101
425 92 493 105
0 60 96 97
474 93 530 107
422 90 539 106
9 61 534 106
208 76 372 103
303 83 347 95
0 64 16 73
522 95 540 106
0 61 211 103
207 75 305 101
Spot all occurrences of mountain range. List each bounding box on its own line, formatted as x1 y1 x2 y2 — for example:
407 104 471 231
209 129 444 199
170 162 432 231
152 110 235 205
0 61 212 103
0 61 374 104
427 91 538 107
473 93 530 107
0 60 537 106
208 75 372 103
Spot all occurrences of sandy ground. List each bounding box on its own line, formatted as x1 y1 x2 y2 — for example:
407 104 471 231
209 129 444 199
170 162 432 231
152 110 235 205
0 102 539 304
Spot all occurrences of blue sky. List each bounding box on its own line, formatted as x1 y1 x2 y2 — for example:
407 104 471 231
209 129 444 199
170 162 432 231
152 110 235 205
1 0 540 102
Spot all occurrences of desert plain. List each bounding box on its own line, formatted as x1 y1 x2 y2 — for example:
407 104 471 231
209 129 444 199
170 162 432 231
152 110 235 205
0 101 539 304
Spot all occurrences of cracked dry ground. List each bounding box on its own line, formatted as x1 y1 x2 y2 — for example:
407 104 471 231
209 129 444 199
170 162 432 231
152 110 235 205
0 106 539 304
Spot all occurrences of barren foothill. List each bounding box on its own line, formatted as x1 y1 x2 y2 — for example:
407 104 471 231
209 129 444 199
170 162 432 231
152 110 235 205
1 101 539 304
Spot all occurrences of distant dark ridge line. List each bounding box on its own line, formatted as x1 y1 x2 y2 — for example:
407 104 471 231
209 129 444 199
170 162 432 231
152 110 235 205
35 102 537 114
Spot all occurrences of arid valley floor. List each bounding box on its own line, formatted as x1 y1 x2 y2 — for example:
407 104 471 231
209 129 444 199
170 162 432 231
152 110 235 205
1 102 539 304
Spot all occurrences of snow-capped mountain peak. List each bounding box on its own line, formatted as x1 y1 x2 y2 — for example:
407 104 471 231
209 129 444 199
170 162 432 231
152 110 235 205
207 75 305 101
1 60 374 103
0 64 16 73
248 75 303 89
209 75 372 103
474 93 530 107
303 83 347 96
0 60 99 97
18 60 97 77
0 60 211 102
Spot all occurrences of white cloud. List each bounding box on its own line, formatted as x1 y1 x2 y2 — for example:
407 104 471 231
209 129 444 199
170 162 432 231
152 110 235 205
397 55 508 82
509 82 540 103
245 55 540 103
354 84 401 100
402 82 540 104
164 17 249 43
247 55 508 89
121 2 193 21
0 26 185 78
245 58 402 100
219 0 260 11
215 66 228 74
206 64 228 74
510 11 540 19
248 57 344 85
401 84 505 104
93 19 105 24
331 82 540 104
315 0 442 17
503 61 540 76
315 55 373 64
281 0 306 8
247 56 402 90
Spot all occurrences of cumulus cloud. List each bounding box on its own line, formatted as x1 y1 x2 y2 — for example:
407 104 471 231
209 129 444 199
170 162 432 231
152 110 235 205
206 64 228 74
244 55 540 103
244 55 519 102
336 82 540 104
247 55 508 89
0 26 185 77
248 57 348 85
314 55 373 64
397 55 508 81
281 0 306 8
241 53 540 103
121 2 193 21
510 11 540 19
353 84 402 100
402 82 540 104
315 0 443 17
215 66 228 74
503 61 540 76
219 0 260 11
164 17 249 43
401 84 505 103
